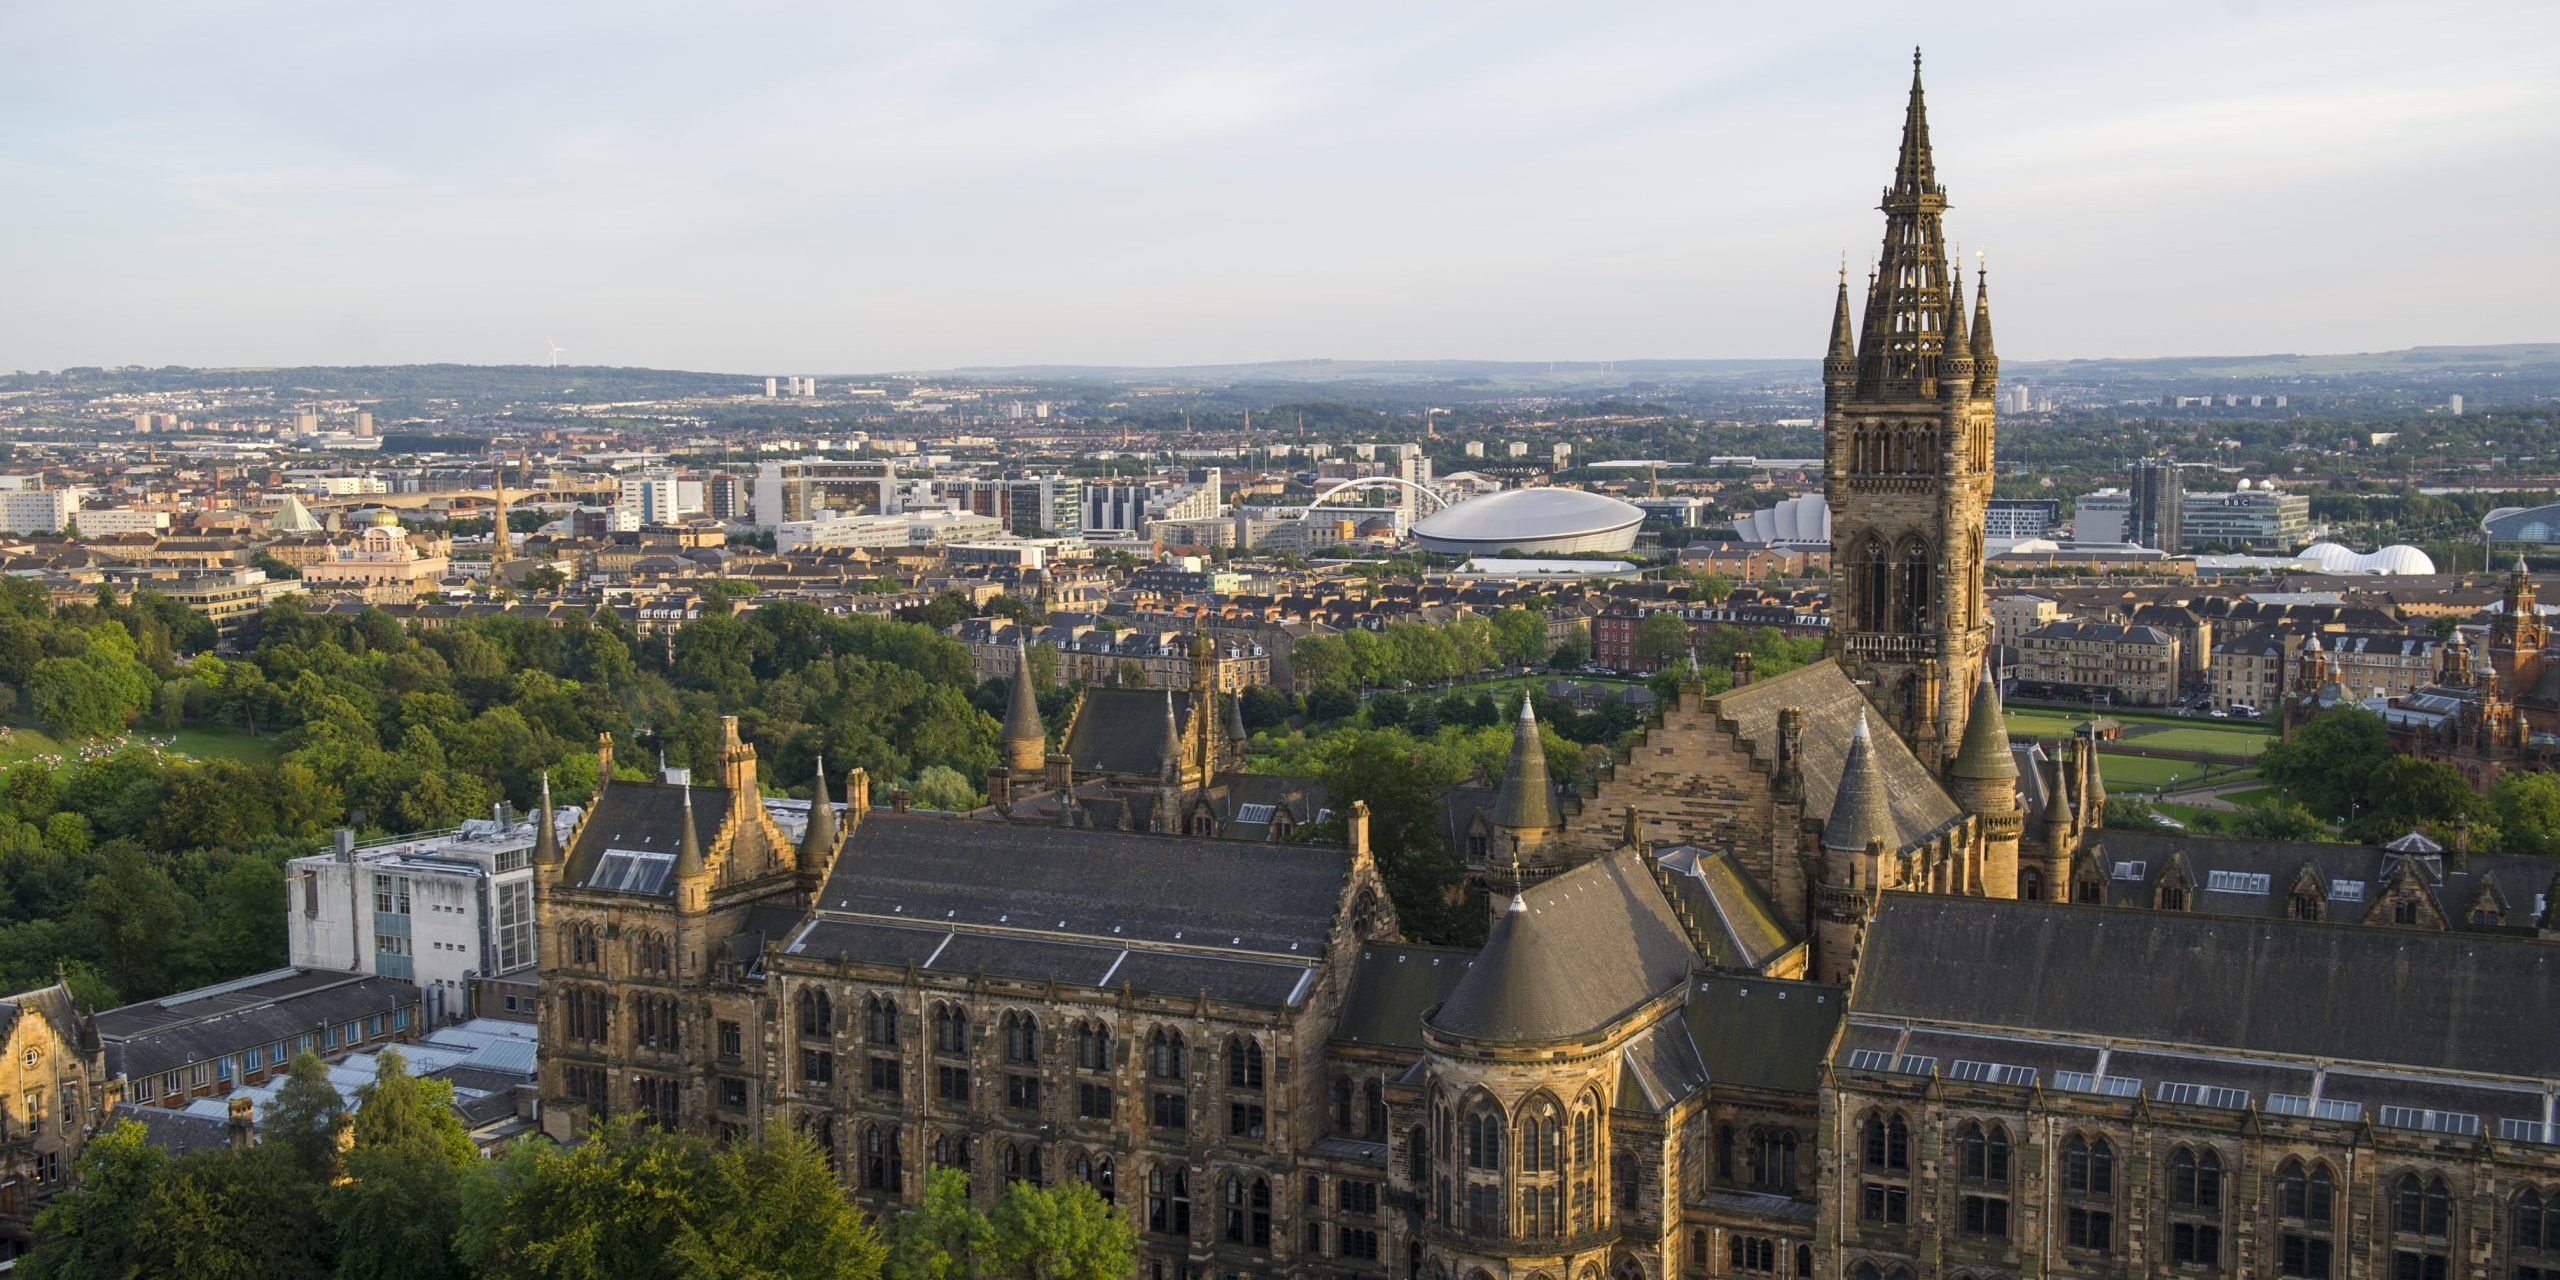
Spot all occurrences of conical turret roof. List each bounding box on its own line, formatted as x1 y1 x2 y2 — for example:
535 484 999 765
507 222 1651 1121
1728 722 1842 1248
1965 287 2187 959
674 784 705 879
1950 661 2017 780
1491 695 1557 831
799 756 838 868
1003 639 1043 745
534 773 560 866
1822 712 1899 853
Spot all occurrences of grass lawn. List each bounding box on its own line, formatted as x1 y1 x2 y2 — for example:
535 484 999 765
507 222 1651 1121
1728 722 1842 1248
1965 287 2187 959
2217 786 2279 807
0 722 282 767
2003 709 2271 759
2097 754 2258 793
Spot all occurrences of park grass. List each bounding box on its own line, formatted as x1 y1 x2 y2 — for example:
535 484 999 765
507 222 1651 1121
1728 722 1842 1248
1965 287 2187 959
2003 709 2271 759
2096 754 2259 794
0 722 282 767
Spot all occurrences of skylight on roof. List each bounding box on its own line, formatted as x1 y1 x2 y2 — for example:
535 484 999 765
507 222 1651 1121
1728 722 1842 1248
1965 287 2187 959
2111 861 2147 882
2055 1071 2142 1098
2205 870 2270 895
588 849 676 894
2378 1106 2480 1136
2499 1118 2553 1145
2329 880 2367 902
1234 804 1276 825
1948 1059 2038 1087
2155 1081 2250 1111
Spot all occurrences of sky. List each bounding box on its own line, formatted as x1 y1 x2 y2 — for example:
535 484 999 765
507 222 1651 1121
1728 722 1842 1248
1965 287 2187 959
3 1 2556 373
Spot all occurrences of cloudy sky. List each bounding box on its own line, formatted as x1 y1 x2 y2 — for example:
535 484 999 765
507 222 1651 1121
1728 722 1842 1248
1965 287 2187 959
3 1 2554 372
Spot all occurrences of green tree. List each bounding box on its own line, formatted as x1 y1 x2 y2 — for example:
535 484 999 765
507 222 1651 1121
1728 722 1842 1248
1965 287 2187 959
2228 800 2328 842
910 764 980 813
28 656 121 738
20 1119 169 1280
1633 612 1692 669
127 1145 335 1280
671 1127 885 1280
984 1178 1137 1280
2355 756 2481 840
350 1047 477 1166
463 1121 714 1280
265 1050 351 1181
2259 706 2393 818
2490 771 2560 857
884 1167 992 1280
1490 607 1548 668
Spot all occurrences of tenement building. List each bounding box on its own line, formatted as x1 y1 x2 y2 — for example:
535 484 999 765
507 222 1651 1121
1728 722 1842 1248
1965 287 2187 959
534 55 2560 1280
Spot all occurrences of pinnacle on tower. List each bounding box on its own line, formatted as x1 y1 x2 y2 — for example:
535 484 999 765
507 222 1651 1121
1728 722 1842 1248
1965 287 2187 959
1158 688 1184 784
1894 47 1938 199
799 755 838 869
534 772 560 866
1823 712 1898 853
674 783 706 880
1970 261 1999 386
1823 262 1857 393
1950 658 2017 780
1491 694 1558 831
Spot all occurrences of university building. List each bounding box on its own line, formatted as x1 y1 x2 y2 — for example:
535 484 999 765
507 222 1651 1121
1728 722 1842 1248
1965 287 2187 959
533 55 2560 1280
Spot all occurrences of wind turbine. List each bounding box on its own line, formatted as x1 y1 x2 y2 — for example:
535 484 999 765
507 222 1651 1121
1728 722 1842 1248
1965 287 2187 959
546 339 565 369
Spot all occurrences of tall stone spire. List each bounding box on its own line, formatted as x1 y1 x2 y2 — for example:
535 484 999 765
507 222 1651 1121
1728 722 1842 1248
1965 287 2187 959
1940 266 1974 396
1491 695 1557 832
1855 47 1958 399
1823 263 1858 399
1158 688 1184 785
1002 639 1045 773
1823 713 1897 854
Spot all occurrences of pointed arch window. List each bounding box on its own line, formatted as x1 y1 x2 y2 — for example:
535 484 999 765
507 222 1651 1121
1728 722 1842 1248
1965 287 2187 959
2062 1135 2116 1254
2514 1187 2558 1276
2168 1145 2225 1266
1225 1036 1264 1091
2392 1172 2453 1280
2277 1158 2337 1278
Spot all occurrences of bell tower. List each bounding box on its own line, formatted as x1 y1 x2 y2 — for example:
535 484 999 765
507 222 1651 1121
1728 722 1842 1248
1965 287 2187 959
1823 49 1998 772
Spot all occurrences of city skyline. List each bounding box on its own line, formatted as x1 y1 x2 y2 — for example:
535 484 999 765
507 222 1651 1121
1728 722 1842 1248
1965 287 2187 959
4 1 2556 373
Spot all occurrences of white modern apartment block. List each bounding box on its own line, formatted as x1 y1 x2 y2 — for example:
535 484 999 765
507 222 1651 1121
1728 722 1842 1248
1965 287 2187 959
0 488 79 534
287 806 573 1025
614 469 683 530
73 507 174 537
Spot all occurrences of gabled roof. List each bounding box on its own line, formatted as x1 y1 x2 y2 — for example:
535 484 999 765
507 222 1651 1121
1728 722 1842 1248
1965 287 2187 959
1429 847 1696 1044
1333 943 1475 1051
1712 660 1961 853
1655 845 1798 971
1065 687 1194 777
563 780 727 897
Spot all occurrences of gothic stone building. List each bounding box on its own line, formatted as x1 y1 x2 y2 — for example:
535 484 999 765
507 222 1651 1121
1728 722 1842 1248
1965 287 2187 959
535 55 2560 1280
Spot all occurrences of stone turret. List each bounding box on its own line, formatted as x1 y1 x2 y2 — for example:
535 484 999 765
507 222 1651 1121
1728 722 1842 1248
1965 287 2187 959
798 756 838 883
1822 713 1896 858
1002 639 1045 774
1948 660 2020 898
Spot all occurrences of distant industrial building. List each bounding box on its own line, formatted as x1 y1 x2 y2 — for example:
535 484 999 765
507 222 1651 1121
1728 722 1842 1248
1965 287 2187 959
1982 498 2060 544
289 813 564 1024
2127 458 2185 553
2180 484 2311 552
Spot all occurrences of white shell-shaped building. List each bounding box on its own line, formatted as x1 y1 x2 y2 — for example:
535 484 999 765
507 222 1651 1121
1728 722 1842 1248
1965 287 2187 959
1410 488 1645 555
1733 492 1832 547
2296 542 2437 575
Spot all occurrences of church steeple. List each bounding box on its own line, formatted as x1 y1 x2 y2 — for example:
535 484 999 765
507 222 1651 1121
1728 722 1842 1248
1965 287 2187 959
798 756 838 876
1823 49 1996 768
1856 47 1958 400
1970 261 1999 391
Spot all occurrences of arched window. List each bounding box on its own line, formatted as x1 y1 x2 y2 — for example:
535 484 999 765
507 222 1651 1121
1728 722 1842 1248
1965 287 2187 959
2160 883 2189 912
1084 1153 1117 1204
1075 1020 1109 1072
2290 891 2323 921
1001 1140 1042 1187
1148 1027 1186 1081
2168 1146 2225 1266
860 1124 901 1192
2062 1135 2116 1254
1570 1101 1598 1234
932 1130 969 1173
2275 1160 2336 1277
1714 1123 1735 1181
933 1003 968 1056
1853 1265 1882 1280
1225 1036 1263 1091
1364 1078 1387 1140
796 987 832 1037
1897 541 1932 634
1217 1176 1270 1248
1955 1121 2010 1239
1463 1097 1503 1170
1751 1126 1800 1193
867 994 897 1045
1001 1011 1038 1066
1859 1112 1910 1171
1860 540 1889 633
1407 1125 1429 1184
1147 1165 1191 1236
2515 1188 2559 1266
1611 1151 1639 1213
2392 1172 2454 1280
2020 866 2047 901
1796 1245 1814 1278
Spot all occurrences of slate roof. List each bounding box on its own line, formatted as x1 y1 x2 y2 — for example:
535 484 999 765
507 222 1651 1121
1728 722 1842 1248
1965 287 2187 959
1430 847 1697 1044
815 812 1351 957
1652 845 1799 971
1711 660 1962 853
780 917 1318 1006
563 779 730 896
0 983 87 1053
1065 687 1194 777
122 1104 237 1157
1333 944 1476 1051
2085 829 2553 932
1680 975 1846 1096
1853 895 2560 1080
94 969 420 1080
